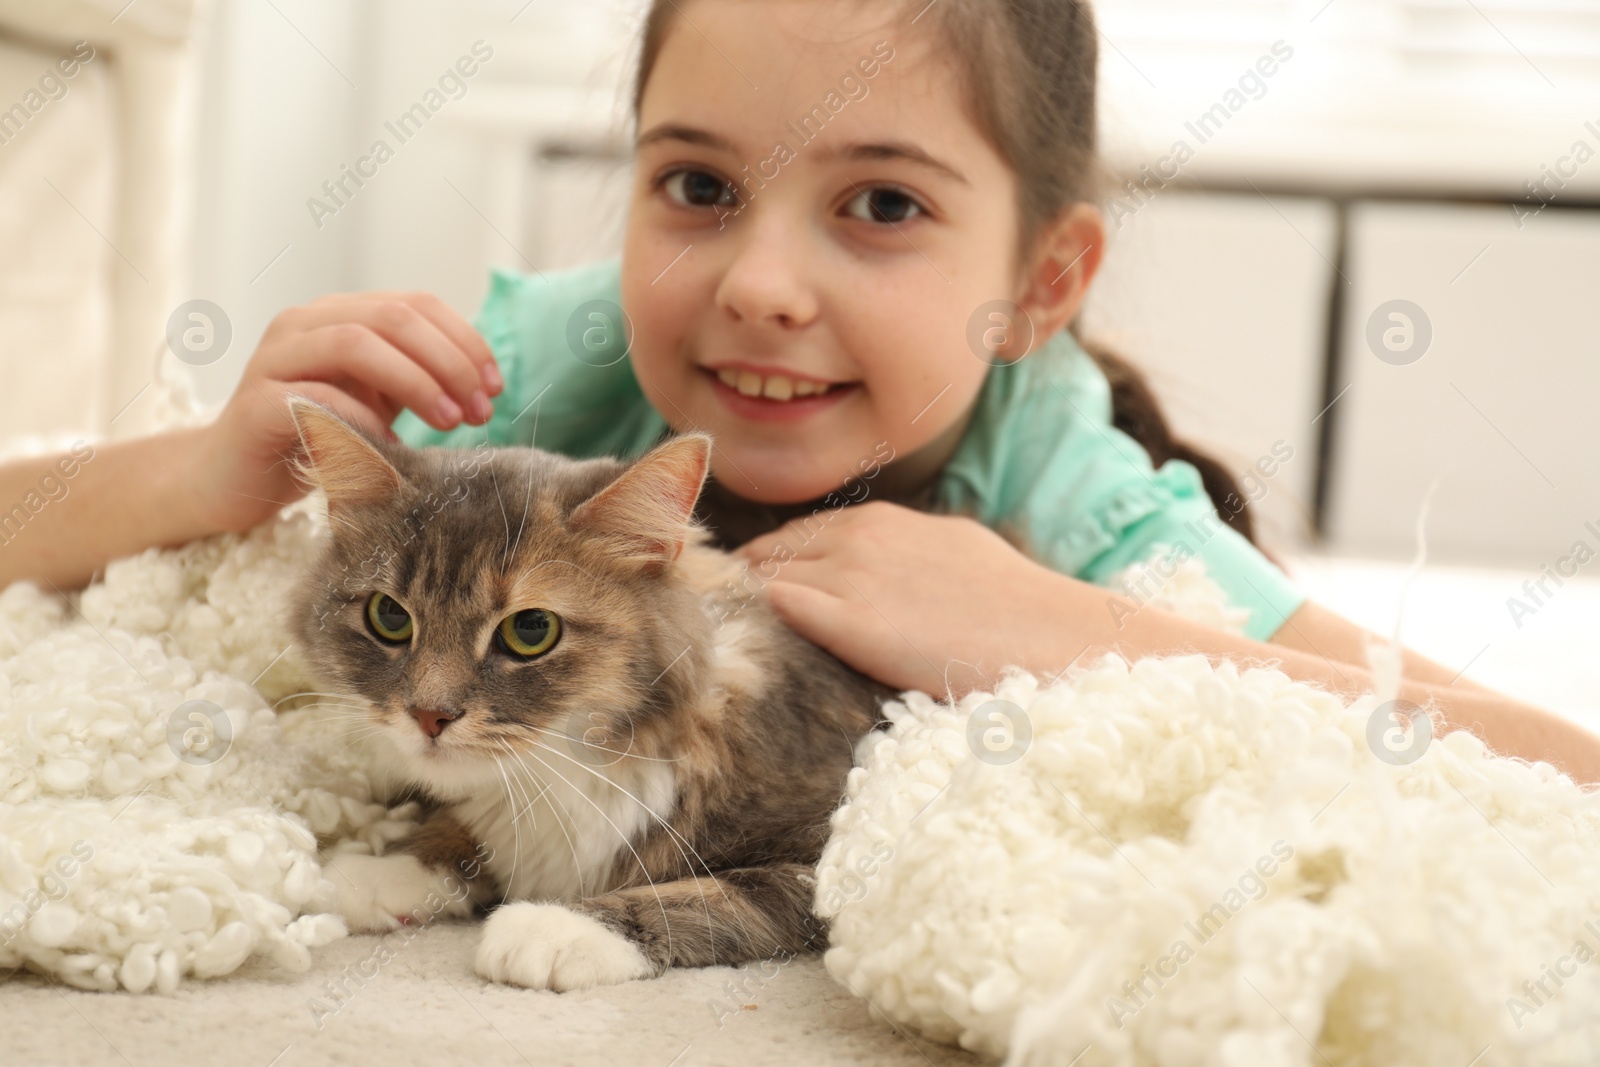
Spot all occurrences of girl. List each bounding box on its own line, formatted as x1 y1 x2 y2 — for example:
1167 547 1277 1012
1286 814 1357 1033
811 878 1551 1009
4 0 1597 783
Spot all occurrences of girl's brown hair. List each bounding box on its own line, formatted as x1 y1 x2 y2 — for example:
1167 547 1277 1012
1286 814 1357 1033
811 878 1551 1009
631 0 1260 548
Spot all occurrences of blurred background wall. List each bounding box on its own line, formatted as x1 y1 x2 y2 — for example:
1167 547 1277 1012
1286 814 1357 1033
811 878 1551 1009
1 0 1597 572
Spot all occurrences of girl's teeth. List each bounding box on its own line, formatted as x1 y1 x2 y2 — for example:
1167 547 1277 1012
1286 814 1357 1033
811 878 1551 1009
713 367 833 402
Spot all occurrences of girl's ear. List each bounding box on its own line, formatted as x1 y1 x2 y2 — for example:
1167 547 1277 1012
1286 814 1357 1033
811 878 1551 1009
287 396 406 509
1011 202 1105 355
571 433 713 571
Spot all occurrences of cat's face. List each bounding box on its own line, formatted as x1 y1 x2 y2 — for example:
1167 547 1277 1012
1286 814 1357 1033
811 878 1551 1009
286 401 714 794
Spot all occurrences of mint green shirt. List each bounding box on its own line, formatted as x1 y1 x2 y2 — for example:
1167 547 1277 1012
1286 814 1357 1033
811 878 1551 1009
395 258 1304 642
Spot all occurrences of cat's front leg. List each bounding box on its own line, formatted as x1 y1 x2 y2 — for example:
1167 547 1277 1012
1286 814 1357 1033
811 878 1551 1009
475 864 824 991
324 808 498 933
323 852 477 933
473 902 656 991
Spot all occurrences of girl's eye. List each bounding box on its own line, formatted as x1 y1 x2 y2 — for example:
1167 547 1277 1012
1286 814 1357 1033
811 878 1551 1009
843 186 923 225
661 169 739 209
366 592 413 644
497 609 561 659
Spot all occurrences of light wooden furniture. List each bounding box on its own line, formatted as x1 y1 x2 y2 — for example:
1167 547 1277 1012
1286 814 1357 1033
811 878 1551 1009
0 0 204 443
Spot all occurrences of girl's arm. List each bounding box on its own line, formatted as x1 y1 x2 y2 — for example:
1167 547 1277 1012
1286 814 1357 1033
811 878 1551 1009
0 428 214 591
0 292 501 593
737 502 1600 785
1269 599 1497 696
1120 598 1600 784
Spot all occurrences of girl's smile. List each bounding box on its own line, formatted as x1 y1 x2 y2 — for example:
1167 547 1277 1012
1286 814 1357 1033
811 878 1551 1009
701 361 862 424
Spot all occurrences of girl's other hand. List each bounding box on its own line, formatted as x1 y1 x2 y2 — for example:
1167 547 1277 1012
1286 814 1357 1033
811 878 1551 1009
186 292 503 532
734 501 1092 697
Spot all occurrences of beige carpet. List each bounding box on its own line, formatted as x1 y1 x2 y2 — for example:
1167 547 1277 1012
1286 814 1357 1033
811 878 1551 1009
0 922 985 1067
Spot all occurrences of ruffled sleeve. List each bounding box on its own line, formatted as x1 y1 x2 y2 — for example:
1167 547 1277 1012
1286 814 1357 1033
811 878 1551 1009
937 335 1306 642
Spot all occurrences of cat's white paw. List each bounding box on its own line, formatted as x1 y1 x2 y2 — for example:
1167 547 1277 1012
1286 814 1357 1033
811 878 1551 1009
475 902 653 991
322 852 472 933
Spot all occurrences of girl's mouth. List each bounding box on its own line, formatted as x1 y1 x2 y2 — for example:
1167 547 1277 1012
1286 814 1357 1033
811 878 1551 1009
703 365 860 423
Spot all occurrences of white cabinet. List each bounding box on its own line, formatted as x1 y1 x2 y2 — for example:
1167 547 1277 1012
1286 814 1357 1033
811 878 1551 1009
1324 201 1600 567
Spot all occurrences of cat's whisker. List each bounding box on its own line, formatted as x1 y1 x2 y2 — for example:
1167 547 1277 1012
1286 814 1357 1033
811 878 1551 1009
272 689 365 707
328 723 393 758
499 742 582 902
498 740 588 900
299 709 385 739
489 458 512 573
505 459 534 573
327 720 388 739
522 738 742 957
290 708 382 739
525 737 730 901
495 742 569 902
515 721 682 765
516 745 676 954
275 694 374 716
490 747 526 904
312 712 384 730
517 734 714 881
296 700 373 713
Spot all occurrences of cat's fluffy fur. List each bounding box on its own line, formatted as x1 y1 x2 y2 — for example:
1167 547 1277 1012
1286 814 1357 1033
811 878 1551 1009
286 400 891 990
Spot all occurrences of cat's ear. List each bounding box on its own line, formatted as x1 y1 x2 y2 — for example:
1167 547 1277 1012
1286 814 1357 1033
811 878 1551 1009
287 396 406 508
571 433 712 570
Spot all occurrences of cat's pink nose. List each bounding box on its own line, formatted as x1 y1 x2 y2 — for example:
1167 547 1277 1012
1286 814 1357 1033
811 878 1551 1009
409 707 459 738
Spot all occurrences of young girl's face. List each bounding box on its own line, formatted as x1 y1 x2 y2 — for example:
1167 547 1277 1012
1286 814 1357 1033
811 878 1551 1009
621 0 1028 504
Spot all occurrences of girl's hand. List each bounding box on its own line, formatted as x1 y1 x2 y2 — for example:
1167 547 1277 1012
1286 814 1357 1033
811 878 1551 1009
734 501 1093 696
185 292 502 532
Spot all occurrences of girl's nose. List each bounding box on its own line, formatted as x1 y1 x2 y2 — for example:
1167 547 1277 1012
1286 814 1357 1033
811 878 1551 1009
713 217 821 331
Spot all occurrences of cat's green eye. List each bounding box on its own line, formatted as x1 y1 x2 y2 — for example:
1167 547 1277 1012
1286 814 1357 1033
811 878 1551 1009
497 609 560 659
366 592 413 643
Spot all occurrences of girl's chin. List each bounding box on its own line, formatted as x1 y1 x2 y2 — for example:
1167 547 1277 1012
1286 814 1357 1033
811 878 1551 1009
709 449 870 504
651 381 882 503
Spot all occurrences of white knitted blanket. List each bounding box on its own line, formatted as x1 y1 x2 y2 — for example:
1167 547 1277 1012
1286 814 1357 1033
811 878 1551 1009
0 506 414 992
816 653 1600 1066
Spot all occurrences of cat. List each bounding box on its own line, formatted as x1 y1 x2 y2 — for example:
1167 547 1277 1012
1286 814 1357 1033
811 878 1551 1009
285 398 893 991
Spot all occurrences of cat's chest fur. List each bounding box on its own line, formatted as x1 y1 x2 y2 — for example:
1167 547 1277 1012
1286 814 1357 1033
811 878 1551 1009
452 752 677 902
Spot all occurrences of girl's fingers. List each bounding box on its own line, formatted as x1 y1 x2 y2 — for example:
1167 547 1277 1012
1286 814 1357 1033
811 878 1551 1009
321 291 500 396
278 324 465 431
393 291 500 393
741 555 840 597
266 297 494 420
737 523 830 565
338 378 404 430
349 300 489 420
271 380 395 443
760 578 849 654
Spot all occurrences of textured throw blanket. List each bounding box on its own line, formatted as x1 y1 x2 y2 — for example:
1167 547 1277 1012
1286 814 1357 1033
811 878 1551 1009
0 504 411 992
817 648 1600 1066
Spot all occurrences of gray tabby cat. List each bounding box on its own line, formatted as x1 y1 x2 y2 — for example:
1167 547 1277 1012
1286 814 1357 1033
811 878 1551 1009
286 399 892 990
